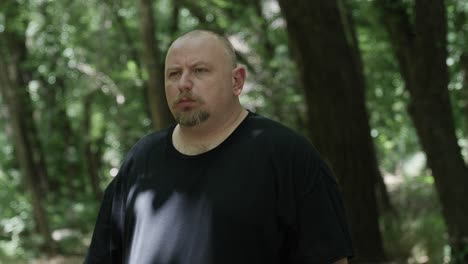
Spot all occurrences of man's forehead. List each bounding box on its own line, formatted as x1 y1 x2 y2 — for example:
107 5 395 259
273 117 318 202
165 30 236 68
166 60 210 70
168 34 220 53
166 46 215 64
166 35 223 63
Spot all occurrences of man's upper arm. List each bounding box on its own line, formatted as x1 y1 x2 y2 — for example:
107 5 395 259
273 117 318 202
278 140 354 263
333 257 349 264
84 180 123 263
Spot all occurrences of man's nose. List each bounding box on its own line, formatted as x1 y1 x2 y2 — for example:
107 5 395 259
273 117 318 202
177 72 193 92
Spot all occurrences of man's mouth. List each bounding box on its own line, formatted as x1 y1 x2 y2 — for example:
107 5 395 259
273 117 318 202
175 97 197 108
178 97 195 102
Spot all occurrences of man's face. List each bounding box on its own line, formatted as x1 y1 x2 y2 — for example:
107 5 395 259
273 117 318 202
164 35 235 127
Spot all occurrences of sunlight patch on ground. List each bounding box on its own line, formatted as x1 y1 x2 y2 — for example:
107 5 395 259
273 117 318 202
51 229 78 241
31 256 83 264
383 152 427 191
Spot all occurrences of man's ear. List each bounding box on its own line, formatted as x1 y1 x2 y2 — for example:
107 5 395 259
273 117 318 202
232 66 246 96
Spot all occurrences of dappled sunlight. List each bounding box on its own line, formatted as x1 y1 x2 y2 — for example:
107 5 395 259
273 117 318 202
381 154 448 263
1 0 467 261
383 152 427 191
402 153 426 177
51 229 78 242
128 190 212 264
109 168 119 177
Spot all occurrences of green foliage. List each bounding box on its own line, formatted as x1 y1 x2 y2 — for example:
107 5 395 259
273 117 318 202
0 0 467 262
353 0 421 174
353 0 467 262
381 173 448 263
447 0 468 154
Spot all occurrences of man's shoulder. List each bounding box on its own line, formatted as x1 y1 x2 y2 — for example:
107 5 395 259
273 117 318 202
246 113 325 178
128 127 172 158
246 113 310 146
242 112 323 161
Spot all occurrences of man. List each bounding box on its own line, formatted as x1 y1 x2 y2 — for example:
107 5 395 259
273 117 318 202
85 30 354 263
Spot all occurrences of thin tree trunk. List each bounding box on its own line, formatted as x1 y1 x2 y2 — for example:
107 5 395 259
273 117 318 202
103 0 144 81
37 74 79 194
34 1 84 197
0 52 55 256
252 0 283 120
3 32 50 194
377 0 468 260
170 0 180 39
341 0 395 215
83 93 104 201
461 53 468 135
180 0 218 31
0 4 56 253
454 10 468 138
278 0 387 262
137 0 174 130
252 0 303 125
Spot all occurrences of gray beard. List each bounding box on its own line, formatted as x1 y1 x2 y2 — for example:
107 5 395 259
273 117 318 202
175 110 210 127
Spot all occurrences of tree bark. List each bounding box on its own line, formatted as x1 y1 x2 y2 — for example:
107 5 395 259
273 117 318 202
252 0 304 126
33 2 84 197
170 0 180 39
377 0 468 260
103 0 144 81
0 26 50 194
341 0 395 215
454 9 468 137
461 53 468 134
83 93 105 201
0 34 55 255
278 0 386 262
137 0 174 130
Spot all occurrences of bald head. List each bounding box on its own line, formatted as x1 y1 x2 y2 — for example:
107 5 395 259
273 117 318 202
164 29 247 128
166 30 237 68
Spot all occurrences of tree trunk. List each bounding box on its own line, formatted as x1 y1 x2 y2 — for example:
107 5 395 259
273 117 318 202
137 0 174 130
461 53 468 135
105 0 144 81
341 0 395 215
377 0 468 260
2 27 50 194
454 9 468 137
170 0 180 39
0 42 55 255
278 0 386 262
32 1 83 197
37 74 81 194
83 93 104 201
251 0 305 128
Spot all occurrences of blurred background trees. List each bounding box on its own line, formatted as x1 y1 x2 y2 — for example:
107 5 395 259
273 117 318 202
0 0 467 263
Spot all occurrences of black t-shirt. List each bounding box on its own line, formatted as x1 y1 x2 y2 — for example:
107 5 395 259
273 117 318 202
84 112 354 264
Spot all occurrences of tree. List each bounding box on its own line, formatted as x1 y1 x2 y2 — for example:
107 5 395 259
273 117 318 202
277 0 386 262
377 0 468 260
137 0 174 130
0 2 55 254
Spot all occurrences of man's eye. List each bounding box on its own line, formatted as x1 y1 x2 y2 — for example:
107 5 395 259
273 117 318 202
194 68 208 73
168 71 180 77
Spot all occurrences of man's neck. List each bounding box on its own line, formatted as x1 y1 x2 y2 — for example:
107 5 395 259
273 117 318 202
172 107 248 155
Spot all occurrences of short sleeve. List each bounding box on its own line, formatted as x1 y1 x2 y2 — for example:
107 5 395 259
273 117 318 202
84 147 137 264
275 139 354 264
84 180 121 263
290 161 354 263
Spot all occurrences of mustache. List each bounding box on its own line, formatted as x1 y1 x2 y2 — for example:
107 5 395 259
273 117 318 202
172 93 204 106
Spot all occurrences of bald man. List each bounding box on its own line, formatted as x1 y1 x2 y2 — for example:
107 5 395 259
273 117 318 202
85 30 354 264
